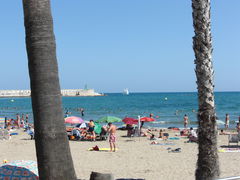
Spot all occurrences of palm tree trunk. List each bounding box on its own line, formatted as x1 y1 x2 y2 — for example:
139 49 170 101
22 0 76 179
192 0 220 179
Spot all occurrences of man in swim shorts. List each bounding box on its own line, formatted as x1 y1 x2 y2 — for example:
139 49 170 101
107 122 117 152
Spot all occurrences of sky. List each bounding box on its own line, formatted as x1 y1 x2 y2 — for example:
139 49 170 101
0 1 240 93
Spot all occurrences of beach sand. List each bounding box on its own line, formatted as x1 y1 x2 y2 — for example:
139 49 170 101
0 129 239 180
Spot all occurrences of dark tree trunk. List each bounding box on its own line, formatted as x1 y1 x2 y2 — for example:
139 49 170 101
192 0 220 180
22 0 76 179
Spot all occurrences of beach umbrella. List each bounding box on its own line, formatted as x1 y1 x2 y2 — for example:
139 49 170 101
140 117 155 122
94 122 102 134
79 122 88 128
65 116 84 124
96 116 121 123
0 160 38 179
122 117 138 125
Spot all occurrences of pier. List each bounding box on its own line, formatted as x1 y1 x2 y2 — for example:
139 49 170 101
0 89 103 97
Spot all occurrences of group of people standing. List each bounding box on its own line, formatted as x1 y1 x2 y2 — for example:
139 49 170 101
65 108 85 117
183 113 240 132
71 119 117 152
4 113 29 129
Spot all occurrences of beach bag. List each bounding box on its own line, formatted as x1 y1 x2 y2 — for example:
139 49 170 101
70 135 75 140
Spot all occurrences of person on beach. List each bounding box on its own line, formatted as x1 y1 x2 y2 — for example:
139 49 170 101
16 114 20 128
140 121 144 128
236 123 240 134
159 129 163 138
4 117 7 129
21 113 24 122
88 120 95 141
65 110 71 118
158 129 169 140
219 129 232 135
188 127 198 142
225 114 230 129
80 108 85 117
150 113 154 118
25 114 29 124
150 134 156 140
126 124 134 137
20 114 25 127
107 122 117 152
183 114 188 128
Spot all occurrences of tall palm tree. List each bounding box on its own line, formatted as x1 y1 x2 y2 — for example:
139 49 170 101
192 0 220 179
22 0 76 179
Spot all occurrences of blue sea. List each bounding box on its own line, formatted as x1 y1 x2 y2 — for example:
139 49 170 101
0 92 240 129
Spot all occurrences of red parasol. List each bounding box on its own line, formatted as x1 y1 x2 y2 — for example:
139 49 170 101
140 117 155 122
122 117 138 125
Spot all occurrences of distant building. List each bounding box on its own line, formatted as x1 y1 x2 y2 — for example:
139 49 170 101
0 89 103 97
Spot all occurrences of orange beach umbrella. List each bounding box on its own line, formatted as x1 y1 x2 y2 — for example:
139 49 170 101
140 117 155 122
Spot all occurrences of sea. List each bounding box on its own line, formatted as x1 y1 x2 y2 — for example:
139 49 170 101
0 92 240 129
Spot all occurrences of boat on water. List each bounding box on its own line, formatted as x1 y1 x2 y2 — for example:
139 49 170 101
123 88 129 95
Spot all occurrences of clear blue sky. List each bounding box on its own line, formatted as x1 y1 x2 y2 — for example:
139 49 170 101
0 1 239 93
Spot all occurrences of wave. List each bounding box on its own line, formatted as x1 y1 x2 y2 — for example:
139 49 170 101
216 120 225 125
149 120 197 125
150 120 226 125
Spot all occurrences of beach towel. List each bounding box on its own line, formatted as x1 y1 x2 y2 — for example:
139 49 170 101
10 133 18 136
168 137 180 140
150 142 175 146
218 148 240 153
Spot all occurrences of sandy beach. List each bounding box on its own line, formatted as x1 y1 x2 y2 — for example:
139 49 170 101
0 129 239 180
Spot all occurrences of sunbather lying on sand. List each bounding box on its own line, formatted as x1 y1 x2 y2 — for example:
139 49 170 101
219 129 231 135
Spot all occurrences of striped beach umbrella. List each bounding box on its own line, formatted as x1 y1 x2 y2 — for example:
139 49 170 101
0 160 38 179
65 116 84 124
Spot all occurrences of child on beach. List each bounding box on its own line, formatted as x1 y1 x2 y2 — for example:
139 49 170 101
107 122 117 152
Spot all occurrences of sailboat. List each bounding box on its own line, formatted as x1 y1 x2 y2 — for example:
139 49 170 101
123 88 129 95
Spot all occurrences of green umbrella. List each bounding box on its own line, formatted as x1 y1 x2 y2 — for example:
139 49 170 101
96 116 121 123
94 122 102 134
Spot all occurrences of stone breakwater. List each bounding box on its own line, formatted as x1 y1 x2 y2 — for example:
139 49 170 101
0 89 103 97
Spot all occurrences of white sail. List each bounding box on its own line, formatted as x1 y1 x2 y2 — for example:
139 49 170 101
123 88 129 95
